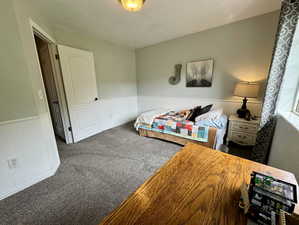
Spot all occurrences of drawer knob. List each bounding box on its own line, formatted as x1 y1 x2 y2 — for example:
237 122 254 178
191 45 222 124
239 126 248 129
237 135 246 139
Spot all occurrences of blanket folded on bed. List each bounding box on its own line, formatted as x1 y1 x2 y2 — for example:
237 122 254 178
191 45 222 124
151 112 209 142
134 108 172 131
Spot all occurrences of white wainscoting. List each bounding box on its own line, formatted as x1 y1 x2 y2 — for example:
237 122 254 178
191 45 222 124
0 116 60 200
137 96 262 116
70 96 138 142
96 96 138 133
3 95 257 199
0 96 137 200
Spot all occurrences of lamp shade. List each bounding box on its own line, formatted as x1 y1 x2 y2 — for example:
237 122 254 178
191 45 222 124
234 82 259 98
119 0 146 12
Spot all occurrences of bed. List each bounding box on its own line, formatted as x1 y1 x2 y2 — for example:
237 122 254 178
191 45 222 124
135 109 228 150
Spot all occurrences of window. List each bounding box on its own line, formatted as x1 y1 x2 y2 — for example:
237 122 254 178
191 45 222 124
294 88 299 114
295 99 299 113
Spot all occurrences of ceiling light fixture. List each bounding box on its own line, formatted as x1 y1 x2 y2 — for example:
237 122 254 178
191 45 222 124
118 0 146 12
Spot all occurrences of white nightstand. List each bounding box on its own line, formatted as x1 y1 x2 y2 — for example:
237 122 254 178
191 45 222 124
227 115 260 146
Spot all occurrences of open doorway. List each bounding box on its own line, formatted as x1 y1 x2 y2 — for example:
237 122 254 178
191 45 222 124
34 35 65 141
32 28 73 144
31 20 99 144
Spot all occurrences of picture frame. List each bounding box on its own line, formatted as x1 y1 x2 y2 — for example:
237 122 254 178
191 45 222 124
186 59 214 87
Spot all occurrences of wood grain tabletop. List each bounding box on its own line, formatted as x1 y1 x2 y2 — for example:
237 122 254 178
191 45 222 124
99 143 298 225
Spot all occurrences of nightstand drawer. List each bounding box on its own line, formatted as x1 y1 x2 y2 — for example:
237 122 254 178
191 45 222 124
231 122 258 133
230 131 256 145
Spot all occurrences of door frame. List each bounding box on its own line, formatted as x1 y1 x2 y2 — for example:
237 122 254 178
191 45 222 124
29 19 74 144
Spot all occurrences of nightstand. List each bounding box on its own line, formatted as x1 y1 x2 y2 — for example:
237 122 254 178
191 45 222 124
227 115 260 146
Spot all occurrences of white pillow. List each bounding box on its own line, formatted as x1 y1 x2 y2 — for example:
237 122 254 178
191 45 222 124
195 108 223 122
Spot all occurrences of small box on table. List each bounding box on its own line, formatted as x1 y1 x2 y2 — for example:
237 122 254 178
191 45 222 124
241 172 297 225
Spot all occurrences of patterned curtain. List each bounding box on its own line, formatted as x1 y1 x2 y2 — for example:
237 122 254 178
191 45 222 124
251 0 299 163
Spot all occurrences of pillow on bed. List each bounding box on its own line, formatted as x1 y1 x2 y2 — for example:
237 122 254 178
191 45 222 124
186 104 213 122
186 106 201 121
197 104 213 117
195 108 223 122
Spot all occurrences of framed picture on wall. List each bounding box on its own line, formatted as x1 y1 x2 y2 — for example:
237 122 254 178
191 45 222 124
186 59 214 87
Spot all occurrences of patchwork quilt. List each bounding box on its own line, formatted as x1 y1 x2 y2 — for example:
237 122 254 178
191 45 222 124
140 111 209 142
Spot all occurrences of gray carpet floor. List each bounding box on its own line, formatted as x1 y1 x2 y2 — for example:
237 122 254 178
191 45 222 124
0 122 181 225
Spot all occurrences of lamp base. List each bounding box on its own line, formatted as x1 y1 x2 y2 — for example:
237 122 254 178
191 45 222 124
237 97 251 120
237 108 250 119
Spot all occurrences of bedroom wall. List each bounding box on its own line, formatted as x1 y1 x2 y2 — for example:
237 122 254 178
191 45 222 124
1 0 137 200
0 0 60 200
54 29 138 131
268 114 299 179
268 24 299 179
0 0 37 122
0 1 281 200
136 11 280 115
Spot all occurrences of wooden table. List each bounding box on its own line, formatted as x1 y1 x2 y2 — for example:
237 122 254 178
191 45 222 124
100 143 298 225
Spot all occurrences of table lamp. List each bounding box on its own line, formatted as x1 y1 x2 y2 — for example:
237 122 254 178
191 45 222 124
234 82 259 118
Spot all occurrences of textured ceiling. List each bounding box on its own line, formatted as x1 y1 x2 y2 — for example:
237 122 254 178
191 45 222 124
27 0 281 48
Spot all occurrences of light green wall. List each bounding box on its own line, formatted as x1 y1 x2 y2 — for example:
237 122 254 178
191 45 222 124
136 11 280 99
0 0 136 123
0 0 37 122
54 29 137 99
13 0 58 118
0 3 278 123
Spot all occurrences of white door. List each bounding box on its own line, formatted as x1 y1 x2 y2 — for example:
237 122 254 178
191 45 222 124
57 45 99 142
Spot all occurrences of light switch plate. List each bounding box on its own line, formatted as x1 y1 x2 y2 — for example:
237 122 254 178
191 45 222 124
7 158 17 169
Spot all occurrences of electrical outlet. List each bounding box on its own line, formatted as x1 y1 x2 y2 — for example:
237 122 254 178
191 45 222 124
7 158 17 169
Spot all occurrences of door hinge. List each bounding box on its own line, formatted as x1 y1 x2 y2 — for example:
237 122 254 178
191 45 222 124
68 126 72 132
55 54 60 60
